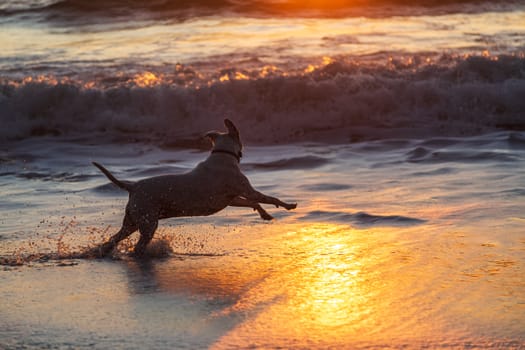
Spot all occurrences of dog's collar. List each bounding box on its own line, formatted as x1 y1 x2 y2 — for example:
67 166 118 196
211 149 241 162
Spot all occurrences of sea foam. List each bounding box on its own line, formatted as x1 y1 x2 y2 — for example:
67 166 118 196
1 54 524 145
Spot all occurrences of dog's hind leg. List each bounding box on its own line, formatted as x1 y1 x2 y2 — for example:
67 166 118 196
96 213 137 257
133 220 158 257
229 196 274 220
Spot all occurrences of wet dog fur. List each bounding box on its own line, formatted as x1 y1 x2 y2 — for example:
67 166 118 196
91 119 297 257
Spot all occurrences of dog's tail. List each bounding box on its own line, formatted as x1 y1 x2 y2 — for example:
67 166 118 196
92 162 133 191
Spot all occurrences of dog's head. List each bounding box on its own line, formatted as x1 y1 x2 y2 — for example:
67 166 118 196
205 119 243 161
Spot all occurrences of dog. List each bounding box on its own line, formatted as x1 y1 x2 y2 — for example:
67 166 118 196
92 119 297 257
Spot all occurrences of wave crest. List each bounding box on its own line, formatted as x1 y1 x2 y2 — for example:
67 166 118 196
1 54 524 145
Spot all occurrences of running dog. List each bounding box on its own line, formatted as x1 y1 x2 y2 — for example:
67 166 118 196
92 119 297 257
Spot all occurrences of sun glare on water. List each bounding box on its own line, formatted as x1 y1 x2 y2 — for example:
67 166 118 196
134 71 162 87
200 222 465 348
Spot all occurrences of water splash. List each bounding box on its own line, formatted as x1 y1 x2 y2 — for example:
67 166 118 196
0 221 227 266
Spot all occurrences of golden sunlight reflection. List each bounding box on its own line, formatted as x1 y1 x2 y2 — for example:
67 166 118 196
303 56 335 74
207 223 454 348
219 71 250 82
259 65 280 78
287 225 369 328
133 71 162 87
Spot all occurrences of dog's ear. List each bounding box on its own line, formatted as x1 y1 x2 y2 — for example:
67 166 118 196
224 119 240 138
204 131 220 144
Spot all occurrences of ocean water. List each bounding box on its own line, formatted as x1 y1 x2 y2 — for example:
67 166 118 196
1 0 525 348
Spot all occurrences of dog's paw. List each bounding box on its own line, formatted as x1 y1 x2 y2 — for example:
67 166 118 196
284 203 297 210
263 214 274 220
257 209 274 220
260 211 274 220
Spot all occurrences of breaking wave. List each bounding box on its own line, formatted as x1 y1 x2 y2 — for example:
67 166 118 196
1 54 524 145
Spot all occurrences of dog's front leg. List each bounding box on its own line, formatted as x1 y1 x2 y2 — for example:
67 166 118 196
229 196 274 220
241 186 297 211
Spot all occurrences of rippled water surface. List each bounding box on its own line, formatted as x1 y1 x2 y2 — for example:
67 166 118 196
1 134 524 348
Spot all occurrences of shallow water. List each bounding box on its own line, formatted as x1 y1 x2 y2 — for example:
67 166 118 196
1 134 524 348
